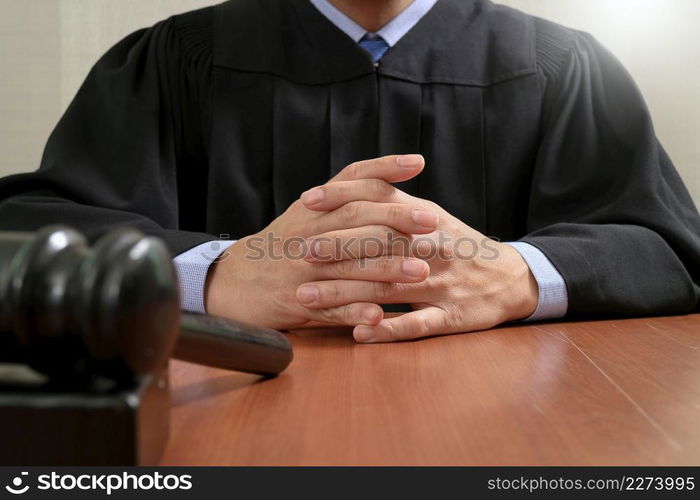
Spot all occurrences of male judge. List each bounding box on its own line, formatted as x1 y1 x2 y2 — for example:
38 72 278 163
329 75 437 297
0 0 698 343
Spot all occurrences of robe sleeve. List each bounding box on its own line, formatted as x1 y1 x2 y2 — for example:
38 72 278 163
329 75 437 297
0 12 215 256
521 22 700 316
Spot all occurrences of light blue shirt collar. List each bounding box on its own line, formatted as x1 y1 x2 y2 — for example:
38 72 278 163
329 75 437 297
309 0 438 47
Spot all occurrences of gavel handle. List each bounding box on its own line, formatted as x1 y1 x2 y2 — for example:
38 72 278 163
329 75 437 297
174 313 293 376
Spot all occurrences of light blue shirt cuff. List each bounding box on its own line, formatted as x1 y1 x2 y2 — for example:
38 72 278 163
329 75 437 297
504 242 568 321
173 240 236 313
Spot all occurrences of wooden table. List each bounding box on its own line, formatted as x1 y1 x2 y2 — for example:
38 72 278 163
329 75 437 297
160 315 700 465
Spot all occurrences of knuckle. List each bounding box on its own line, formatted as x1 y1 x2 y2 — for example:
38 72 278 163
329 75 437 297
314 238 332 260
377 257 393 277
373 281 394 301
386 204 403 225
333 258 354 278
344 162 361 180
335 183 351 201
417 316 432 337
359 229 384 258
340 202 362 225
385 322 402 341
385 229 413 256
316 304 352 325
342 305 356 324
443 310 460 331
314 308 335 323
424 199 441 212
328 281 344 303
368 179 394 199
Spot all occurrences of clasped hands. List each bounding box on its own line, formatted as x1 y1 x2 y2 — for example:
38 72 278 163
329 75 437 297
206 155 538 342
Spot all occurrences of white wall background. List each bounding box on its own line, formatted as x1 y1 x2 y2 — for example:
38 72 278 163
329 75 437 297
1 0 698 204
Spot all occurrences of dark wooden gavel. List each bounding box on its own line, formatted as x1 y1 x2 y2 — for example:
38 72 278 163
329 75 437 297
0 226 293 387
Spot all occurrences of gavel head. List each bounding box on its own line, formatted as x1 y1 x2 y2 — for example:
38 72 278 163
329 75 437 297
0 226 180 383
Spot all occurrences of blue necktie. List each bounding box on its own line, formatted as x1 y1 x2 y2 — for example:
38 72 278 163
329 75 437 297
359 34 389 63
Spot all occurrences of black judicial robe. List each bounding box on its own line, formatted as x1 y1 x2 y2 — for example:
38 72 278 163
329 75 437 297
1 0 699 317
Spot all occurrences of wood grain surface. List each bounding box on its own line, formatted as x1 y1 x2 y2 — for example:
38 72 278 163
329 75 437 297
160 315 700 465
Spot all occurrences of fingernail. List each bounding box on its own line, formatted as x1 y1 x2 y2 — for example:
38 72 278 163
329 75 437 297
354 326 375 342
363 307 381 323
402 259 427 278
297 285 319 305
301 187 325 205
412 208 439 227
396 154 424 169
